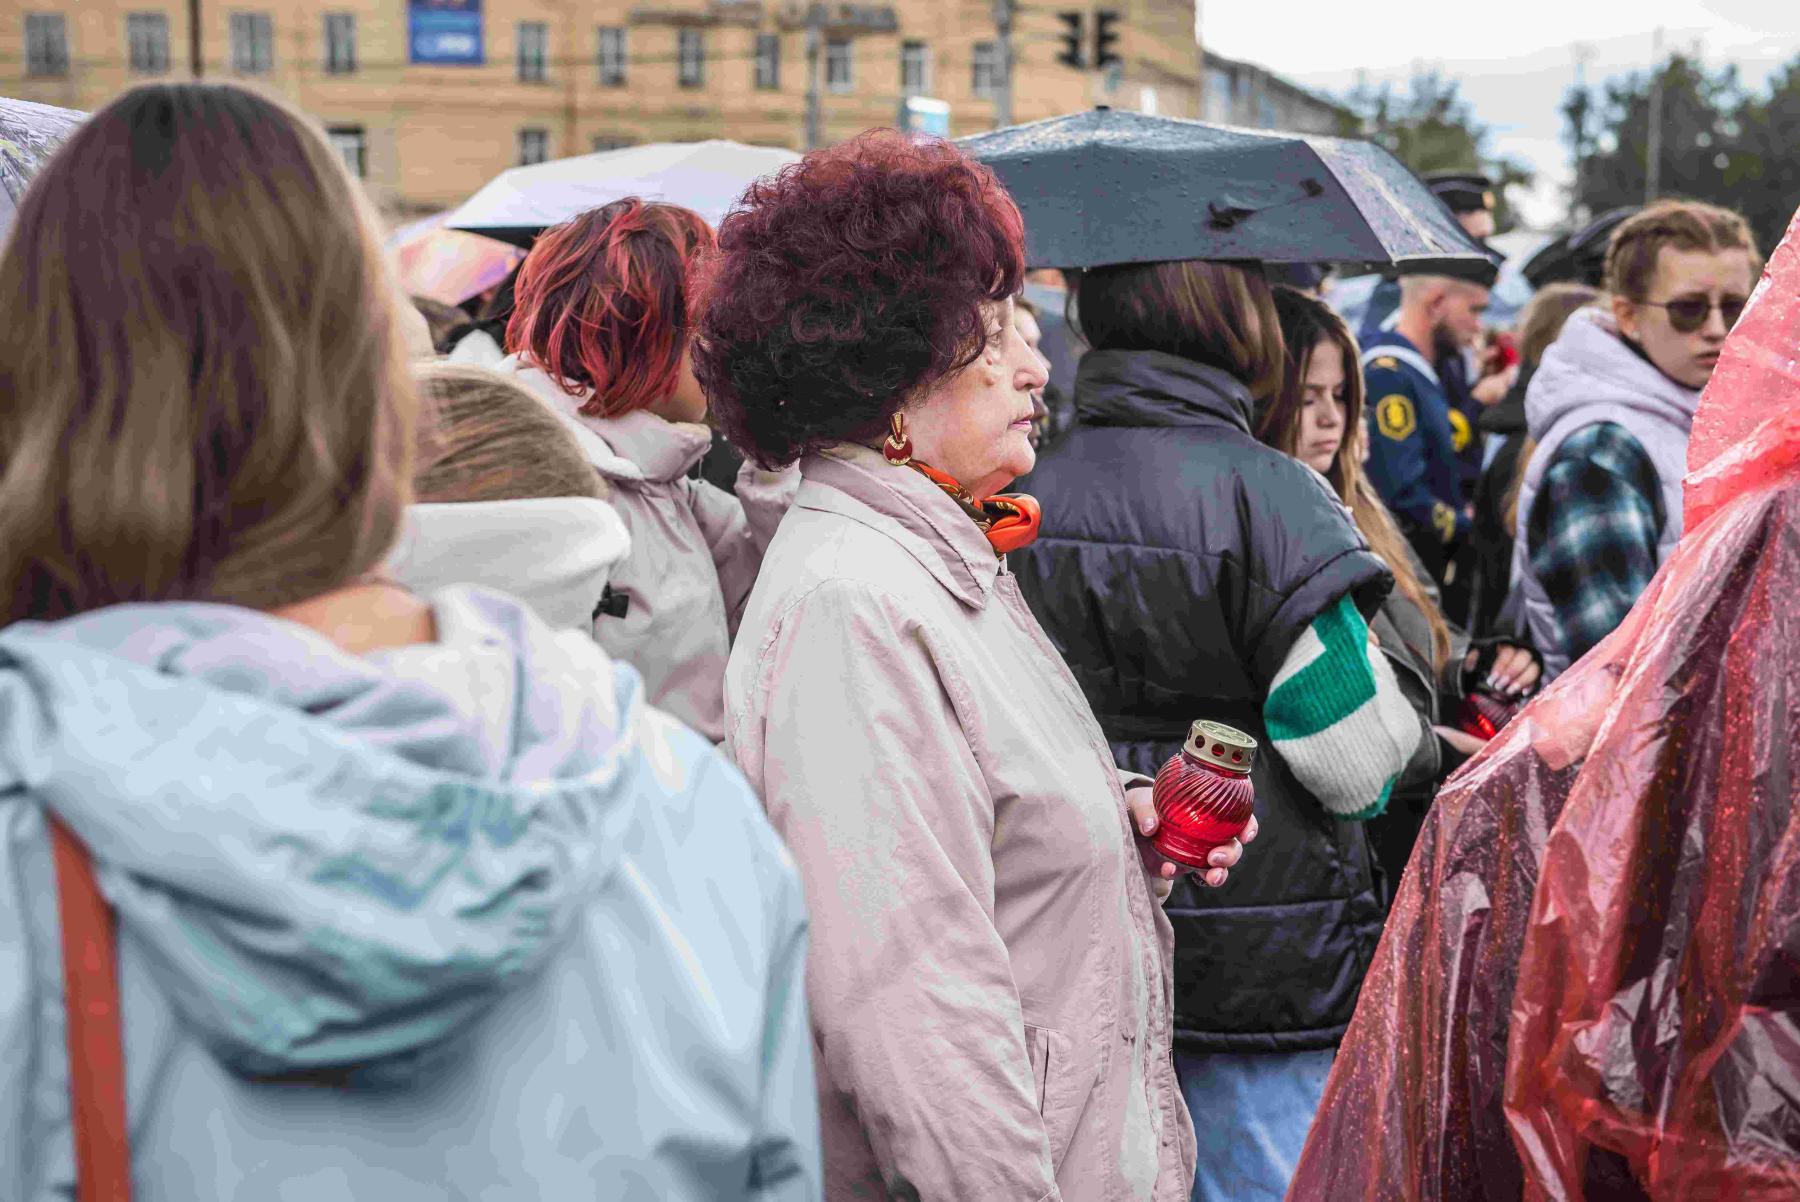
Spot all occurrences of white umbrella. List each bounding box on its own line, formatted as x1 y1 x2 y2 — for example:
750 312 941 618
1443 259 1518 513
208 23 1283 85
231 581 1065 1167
445 140 801 247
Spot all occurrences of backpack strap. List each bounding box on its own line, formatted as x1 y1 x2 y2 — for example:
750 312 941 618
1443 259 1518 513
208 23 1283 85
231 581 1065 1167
49 817 133 1202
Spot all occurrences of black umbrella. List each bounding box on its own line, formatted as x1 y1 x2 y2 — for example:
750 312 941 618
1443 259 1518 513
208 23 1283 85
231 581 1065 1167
959 108 1495 275
0 96 85 245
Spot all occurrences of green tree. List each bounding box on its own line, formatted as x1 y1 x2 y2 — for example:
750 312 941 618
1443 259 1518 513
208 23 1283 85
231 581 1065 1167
1343 70 1535 231
1566 56 1742 216
1564 52 1799 251
1732 56 1800 251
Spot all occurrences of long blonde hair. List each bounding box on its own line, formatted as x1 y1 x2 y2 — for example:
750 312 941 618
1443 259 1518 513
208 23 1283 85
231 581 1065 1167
1262 287 1453 673
1501 283 1604 533
0 82 416 622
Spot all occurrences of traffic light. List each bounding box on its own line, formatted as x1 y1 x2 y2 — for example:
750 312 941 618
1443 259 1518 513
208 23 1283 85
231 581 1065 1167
1056 12 1085 69
1093 10 1121 71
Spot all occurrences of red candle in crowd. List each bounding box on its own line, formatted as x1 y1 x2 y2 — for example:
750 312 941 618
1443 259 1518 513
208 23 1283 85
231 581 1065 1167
1459 691 1520 742
1151 720 1257 871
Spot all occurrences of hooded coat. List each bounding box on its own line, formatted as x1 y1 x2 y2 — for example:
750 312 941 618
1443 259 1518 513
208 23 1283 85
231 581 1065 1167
1510 309 1700 676
502 357 780 742
0 588 819 1201
387 496 631 636
724 444 1195 1202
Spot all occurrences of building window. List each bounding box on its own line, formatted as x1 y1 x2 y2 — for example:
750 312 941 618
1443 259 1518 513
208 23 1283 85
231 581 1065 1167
901 40 929 97
592 135 635 153
972 41 1003 100
597 27 627 87
327 126 366 179
677 28 704 89
754 32 779 91
126 12 171 75
323 12 356 74
518 128 550 166
24 13 70 77
825 37 852 94
517 21 549 83
229 12 274 75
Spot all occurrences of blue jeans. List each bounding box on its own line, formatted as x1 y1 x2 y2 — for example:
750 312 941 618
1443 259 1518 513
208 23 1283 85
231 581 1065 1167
1175 1048 1335 1202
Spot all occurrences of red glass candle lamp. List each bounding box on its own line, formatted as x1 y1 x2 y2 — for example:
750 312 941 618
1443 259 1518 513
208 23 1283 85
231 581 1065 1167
1458 691 1520 742
1151 720 1258 871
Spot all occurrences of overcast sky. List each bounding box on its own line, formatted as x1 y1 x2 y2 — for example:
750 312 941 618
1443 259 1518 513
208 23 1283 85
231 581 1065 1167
1199 0 1797 228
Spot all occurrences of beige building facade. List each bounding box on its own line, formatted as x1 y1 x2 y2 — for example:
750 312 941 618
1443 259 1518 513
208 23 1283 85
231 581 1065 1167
4 1 1202 215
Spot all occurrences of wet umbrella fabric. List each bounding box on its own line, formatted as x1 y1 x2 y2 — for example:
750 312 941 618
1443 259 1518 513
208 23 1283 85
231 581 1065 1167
0 96 85 244
959 108 1493 274
387 212 525 306
446 140 800 247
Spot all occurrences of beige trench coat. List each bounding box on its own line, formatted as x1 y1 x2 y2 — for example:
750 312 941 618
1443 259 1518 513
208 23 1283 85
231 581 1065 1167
503 358 787 742
724 444 1196 1201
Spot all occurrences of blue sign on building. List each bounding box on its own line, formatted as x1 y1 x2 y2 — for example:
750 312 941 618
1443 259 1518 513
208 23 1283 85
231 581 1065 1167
900 97 951 138
410 0 484 66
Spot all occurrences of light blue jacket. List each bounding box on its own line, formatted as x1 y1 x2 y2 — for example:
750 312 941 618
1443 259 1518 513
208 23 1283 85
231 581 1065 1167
0 588 820 1201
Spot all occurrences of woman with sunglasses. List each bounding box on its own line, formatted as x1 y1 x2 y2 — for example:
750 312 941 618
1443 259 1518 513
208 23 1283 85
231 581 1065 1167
1513 199 1758 678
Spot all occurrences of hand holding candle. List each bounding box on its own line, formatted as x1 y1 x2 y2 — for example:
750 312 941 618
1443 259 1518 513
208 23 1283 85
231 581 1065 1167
1151 721 1258 872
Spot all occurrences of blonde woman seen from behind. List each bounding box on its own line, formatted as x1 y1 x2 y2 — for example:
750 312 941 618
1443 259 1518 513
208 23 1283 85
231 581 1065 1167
390 361 632 636
0 82 818 1202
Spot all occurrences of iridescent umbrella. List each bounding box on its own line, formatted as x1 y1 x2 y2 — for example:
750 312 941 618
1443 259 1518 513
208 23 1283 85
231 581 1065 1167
446 140 801 247
0 96 85 244
387 211 525 306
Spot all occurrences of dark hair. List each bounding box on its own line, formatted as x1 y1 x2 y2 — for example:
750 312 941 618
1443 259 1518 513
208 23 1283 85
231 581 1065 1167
1263 288 1451 672
411 295 476 354
413 362 605 503
0 81 415 623
507 198 715 418
1071 259 1285 400
1606 199 1758 302
469 262 520 341
693 130 1026 469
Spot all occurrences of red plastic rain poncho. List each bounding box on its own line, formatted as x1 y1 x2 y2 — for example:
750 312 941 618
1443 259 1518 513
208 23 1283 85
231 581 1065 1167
1290 207 1800 1202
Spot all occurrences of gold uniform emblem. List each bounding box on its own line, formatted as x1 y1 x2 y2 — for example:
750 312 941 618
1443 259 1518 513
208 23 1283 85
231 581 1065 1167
1432 501 1458 543
1448 407 1473 452
1375 393 1417 441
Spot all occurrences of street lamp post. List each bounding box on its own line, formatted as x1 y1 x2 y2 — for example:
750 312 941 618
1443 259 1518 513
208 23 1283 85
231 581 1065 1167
992 0 1014 129
188 0 203 78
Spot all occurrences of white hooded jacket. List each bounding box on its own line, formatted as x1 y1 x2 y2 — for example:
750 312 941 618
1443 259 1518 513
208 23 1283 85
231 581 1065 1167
1510 307 1701 676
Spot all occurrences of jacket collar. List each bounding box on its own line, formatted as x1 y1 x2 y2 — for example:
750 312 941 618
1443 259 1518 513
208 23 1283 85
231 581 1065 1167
798 444 999 609
503 357 713 484
1073 348 1256 432
1360 330 1441 388
585 408 713 483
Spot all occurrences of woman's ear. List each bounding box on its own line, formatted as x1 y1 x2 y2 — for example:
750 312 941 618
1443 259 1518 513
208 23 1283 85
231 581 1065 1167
1612 292 1642 342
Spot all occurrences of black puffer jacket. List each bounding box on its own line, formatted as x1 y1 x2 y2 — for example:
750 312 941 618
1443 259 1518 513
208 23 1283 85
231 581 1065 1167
1012 349 1393 1054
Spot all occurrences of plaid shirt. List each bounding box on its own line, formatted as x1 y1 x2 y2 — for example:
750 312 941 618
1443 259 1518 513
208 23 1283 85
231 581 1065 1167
1526 422 1665 662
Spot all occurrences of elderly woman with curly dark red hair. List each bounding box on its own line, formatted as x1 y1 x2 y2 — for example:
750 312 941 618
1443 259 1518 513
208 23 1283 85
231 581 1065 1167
500 198 780 741
697 131 1250 1201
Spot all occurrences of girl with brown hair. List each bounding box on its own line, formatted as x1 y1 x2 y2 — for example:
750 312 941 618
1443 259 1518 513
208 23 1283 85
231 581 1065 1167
1259 286 1542 890
0 82 817 1199
1010 258 1421 1201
